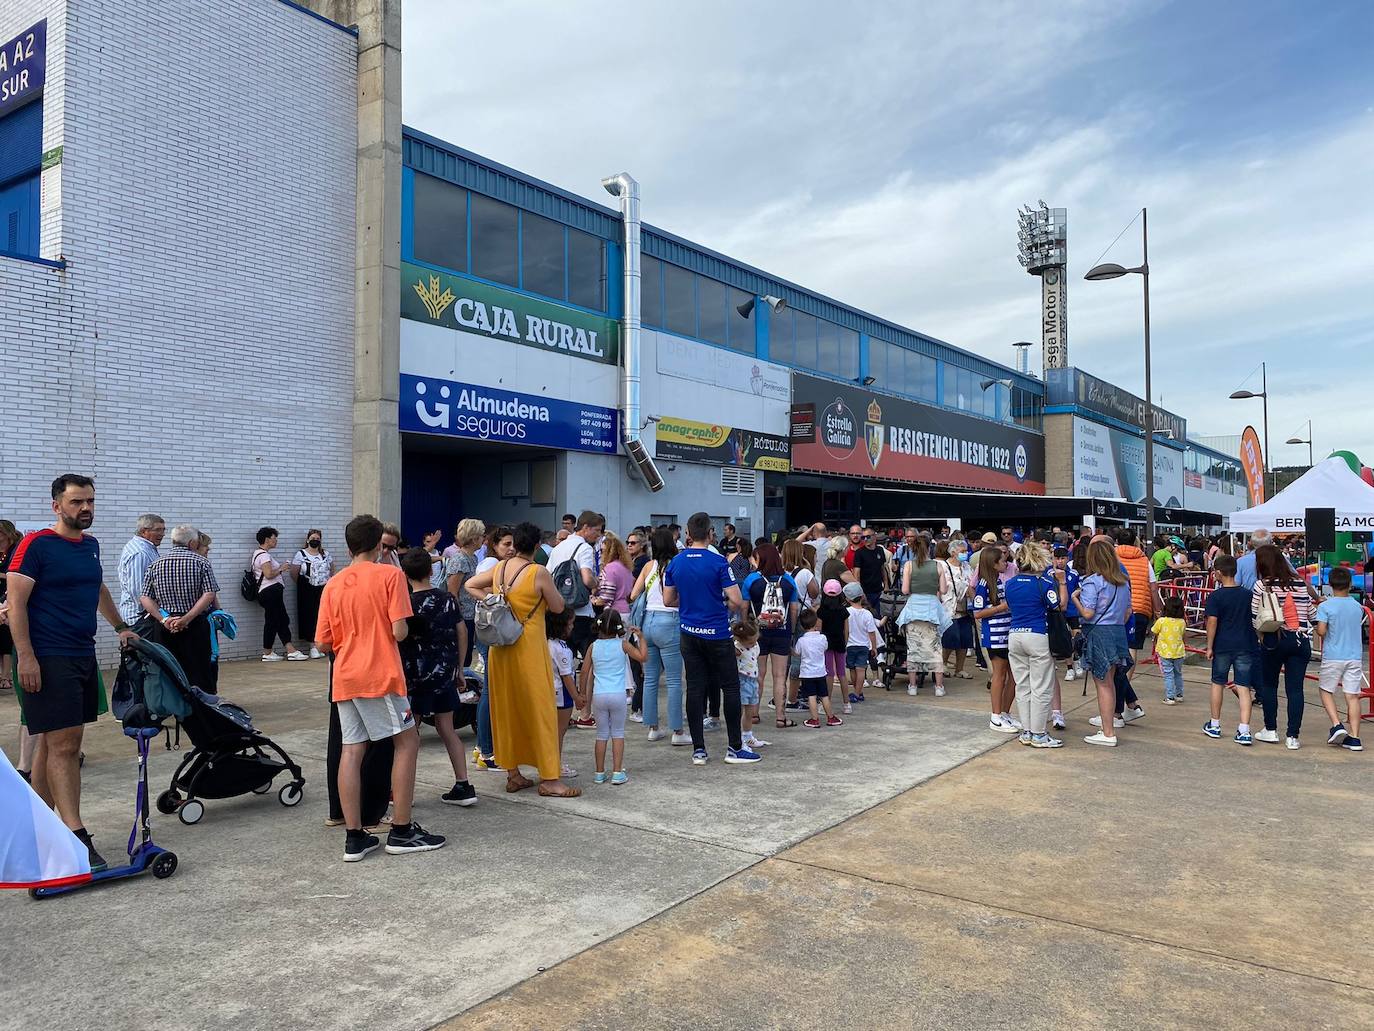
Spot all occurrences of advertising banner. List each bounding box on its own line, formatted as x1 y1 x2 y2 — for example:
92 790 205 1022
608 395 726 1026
0 20 45 119
1041 268 1068 370
654 417 790 471
400 374 618 454
655 331 789 401
1072 416 1184 506
1240 425 1265 505
1045 367 1185 443
789 375 1044 494
402 261 619 366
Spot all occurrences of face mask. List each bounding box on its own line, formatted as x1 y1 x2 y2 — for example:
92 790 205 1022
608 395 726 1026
309 541 321 549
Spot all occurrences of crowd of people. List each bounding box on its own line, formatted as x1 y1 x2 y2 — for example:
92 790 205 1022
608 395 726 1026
1 476 1367 869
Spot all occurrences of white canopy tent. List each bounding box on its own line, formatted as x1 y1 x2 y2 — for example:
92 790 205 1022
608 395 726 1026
1227 457 1374 534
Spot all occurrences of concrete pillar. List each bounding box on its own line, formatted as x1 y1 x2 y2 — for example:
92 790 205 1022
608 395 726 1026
303 0 403 521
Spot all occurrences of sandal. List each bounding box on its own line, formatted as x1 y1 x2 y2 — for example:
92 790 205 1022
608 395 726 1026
538 783 583 798
775 718 798 728
505 773 535 793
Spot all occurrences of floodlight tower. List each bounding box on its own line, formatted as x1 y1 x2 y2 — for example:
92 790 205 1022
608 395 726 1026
1016 201 1068 372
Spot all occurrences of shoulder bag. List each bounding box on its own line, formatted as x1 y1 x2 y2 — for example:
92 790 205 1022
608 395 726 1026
475 561 544 647
628 562 657 629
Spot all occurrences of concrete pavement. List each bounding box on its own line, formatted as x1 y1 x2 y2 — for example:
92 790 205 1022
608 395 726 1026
2 654 1370 1030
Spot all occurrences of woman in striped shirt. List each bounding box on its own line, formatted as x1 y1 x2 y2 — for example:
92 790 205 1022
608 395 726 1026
972 546 1018 734
1250 544 1314 749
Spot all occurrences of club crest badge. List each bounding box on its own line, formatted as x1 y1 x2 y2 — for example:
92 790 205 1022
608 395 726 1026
864 398 884 470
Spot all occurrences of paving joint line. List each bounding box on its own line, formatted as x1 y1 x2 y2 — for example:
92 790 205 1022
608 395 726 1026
768 853 1374 994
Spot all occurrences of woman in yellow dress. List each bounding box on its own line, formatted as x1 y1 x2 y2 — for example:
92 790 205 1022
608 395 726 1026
466 522 580 798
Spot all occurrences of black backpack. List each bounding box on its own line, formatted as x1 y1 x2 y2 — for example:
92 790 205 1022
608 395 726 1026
240 550 264 602
552 543 591 609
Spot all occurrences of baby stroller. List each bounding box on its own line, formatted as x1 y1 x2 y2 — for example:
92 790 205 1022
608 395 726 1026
149 650 305 826
417 668 482 735
877 589 908 690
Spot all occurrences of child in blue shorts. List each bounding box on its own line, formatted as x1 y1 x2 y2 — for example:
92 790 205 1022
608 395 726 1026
1203 554 1256 745
795 609 842 728
733 618 766 751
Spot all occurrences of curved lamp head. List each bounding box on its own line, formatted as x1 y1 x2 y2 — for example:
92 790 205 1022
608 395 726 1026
1285 436 1308 445
1084 262 1133 281
1229 389 1262 400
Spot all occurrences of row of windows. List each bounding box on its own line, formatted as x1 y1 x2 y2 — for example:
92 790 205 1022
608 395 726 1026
411 172 607 311
1186 448 1242 483
640 254 755 354
409 172 1041 430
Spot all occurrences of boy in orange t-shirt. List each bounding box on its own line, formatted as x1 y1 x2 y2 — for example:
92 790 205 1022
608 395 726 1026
316 515 446 862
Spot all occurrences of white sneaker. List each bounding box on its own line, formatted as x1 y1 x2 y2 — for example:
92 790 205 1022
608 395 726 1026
670 732 692 747
1051 711 1066 731
1031 734 1064 749
646 727 668 742
261 653 283 662
934 685 946 697
1122 706 1145 723
1074 662 1084 676
1089 715 1125 729
702 717 721 731
561 764 578 779
1001 713 1023 731
1064 668 1076 682
309 646 324 659
842 702 853 714
907 685 918 696
748 735 771 748
1254 728 1280 744
1285 736 1300 750
628 711 644 724
286 651 310 661
989 716 1020 734
1083 731 1118 747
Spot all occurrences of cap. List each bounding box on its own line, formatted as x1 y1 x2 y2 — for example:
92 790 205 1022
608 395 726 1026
842 581 865 601
980 532 998 544
823 578 843 596
1169 535 1186 548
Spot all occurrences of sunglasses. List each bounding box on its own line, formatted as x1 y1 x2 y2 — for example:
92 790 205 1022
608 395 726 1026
383 544 397 551
627 539 641 546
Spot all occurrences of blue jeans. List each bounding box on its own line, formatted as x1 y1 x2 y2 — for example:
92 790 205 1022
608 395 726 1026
640 610 683 731
1160 656 1184 699
475 639 493 757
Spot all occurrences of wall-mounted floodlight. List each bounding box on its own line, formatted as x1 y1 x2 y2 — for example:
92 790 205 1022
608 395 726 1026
735 295 788 319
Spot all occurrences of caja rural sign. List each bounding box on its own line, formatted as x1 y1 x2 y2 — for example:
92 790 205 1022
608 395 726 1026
402 261 619 366
654 417 790 471
790 375 1044 494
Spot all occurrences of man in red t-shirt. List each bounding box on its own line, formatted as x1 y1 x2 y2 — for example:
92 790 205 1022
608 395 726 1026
317 514 446 863
843 524 863 569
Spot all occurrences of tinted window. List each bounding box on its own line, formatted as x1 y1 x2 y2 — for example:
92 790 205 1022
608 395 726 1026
521 211 565 300
697 276 727 346
817 320 839 377
728 288 754 353
568 229 605 310
412 173 467 273
470 194 518 287
792 311 818 369
663 262 695 337
837 327 859 379
641 255 663 327
770 310 795 366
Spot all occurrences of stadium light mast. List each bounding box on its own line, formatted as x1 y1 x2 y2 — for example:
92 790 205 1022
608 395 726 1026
1016 201 1069 373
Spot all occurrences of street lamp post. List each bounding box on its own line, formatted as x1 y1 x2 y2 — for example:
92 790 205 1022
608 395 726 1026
1229 362 1271 498
1286 420 1314 469
1085 207 1155 542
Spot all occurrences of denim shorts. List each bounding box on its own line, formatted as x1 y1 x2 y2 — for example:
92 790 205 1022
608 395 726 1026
845 645 870 670
1210 650 1254 689
1082 624 1135 682
738 674 760 706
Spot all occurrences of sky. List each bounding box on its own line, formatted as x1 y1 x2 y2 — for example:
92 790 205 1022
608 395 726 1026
402 0 1374 468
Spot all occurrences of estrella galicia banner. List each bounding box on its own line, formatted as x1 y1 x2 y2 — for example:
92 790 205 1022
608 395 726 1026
790 375 1045 494
402 260 620 366
655 417 790 472
400 374 618 454
0 20 45 119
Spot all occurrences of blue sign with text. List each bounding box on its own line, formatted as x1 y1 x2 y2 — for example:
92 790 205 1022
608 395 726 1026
0 20 46 119
400 374 619 454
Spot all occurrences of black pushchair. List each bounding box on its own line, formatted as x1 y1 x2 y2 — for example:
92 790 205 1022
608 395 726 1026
147 648 305 826
877 590 909 690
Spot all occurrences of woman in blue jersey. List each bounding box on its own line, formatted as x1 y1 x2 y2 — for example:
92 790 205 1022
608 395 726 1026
971 546 1019 734
1073 538 1135 747
1002 540 1068 748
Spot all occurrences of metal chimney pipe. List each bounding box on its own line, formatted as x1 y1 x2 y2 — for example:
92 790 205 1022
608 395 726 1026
602 171 665 492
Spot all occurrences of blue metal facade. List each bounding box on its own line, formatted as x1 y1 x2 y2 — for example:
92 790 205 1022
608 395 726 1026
402 126 1044 427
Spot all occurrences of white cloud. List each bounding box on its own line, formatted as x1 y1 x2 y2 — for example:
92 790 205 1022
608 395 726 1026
402 0 1374 467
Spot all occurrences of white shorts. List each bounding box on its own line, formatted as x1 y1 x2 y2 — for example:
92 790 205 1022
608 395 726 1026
1319 659 1364 696
337 694 415 744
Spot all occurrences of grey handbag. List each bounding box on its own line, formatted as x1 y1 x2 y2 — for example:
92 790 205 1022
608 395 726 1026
474 561 543 646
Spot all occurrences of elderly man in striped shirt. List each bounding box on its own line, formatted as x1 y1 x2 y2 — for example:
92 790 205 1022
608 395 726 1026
140 525 220 694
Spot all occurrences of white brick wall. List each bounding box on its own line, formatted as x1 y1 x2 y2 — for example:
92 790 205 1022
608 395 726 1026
0 0 358 663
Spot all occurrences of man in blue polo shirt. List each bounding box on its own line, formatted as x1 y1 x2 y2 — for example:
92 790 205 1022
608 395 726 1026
661 512 761 767
7 474 139 871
